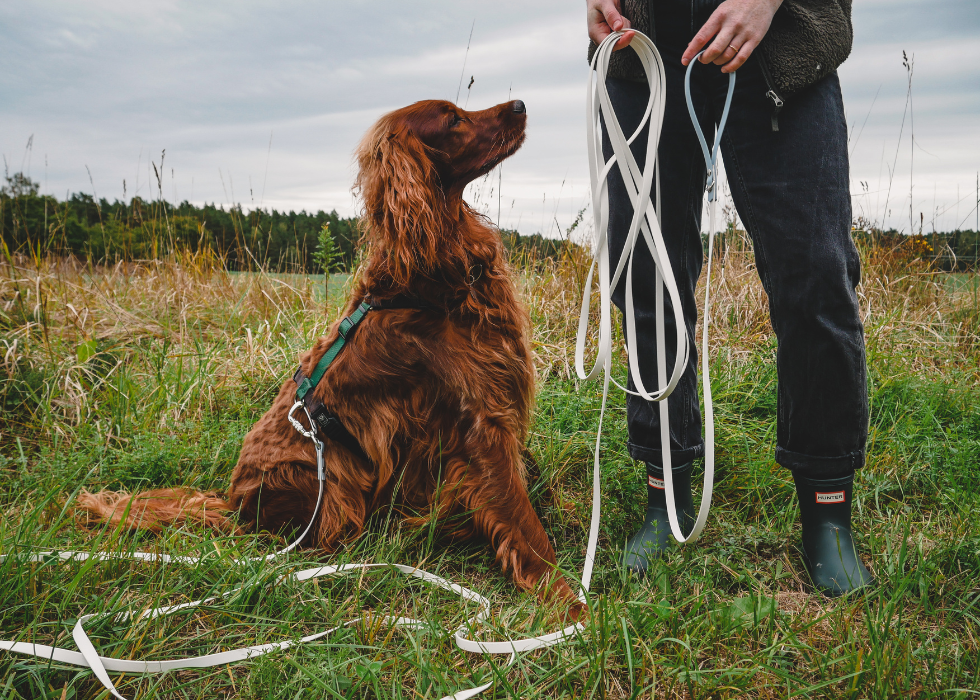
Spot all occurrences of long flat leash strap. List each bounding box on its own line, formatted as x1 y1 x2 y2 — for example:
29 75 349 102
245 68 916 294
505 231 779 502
577 32 734 545
0 426 577 700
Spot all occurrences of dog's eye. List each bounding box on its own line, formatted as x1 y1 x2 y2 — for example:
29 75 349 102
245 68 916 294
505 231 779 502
448 113 461 128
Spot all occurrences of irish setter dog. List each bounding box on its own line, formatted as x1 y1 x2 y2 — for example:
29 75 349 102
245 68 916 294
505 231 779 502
77 99 579 613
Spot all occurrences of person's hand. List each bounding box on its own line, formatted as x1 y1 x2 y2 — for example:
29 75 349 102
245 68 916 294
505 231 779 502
587 0 635 51
682 0 783 73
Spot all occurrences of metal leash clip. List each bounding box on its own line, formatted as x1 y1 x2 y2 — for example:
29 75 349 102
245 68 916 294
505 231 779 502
288 401 326 481
288 400 317 439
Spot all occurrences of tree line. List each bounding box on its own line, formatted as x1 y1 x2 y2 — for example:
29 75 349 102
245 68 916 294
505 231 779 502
0 172 362 272
0 172 588 272
4 172 975 271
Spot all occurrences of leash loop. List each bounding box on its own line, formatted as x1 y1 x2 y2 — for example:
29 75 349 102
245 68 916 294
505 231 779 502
579 31 734 546
684 50 736 201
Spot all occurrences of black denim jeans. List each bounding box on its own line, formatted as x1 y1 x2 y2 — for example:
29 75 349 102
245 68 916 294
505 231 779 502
602 0 868 479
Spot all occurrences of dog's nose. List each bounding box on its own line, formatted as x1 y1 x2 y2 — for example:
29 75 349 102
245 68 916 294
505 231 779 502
512 100 526 114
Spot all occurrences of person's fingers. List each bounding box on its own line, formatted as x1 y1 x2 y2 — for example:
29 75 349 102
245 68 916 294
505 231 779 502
684 0 782 70
701 24 738 65
613 25 635 51
711 43 739 67
597 0 625 31
601 0 626 30
682 12 722 65
586 11 610 45
720 36 759 72
587 0 625 45
588 0 635 51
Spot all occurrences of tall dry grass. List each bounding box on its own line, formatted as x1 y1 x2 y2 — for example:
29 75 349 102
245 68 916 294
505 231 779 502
520 233 980 385
0 250 344 445
2 235 977 448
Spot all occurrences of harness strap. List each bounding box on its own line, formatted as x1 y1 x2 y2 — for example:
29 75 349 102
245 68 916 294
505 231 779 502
293 295 446 462
296 301 371 401
366 295 445 311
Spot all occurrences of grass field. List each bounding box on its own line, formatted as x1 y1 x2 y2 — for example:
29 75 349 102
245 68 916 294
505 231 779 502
948 272 980 294
1 242 978 699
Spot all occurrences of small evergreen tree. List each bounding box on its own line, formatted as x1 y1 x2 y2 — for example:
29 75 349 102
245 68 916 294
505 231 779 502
313 223 343 306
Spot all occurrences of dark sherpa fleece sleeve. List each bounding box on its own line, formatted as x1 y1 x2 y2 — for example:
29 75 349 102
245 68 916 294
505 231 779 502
759 0 854 97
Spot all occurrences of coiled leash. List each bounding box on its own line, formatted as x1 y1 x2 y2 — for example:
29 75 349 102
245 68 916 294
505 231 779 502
577 31 734 545
1 32 735 700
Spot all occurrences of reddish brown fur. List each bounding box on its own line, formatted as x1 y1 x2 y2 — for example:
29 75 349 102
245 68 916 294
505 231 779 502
76 99 579 613
76 488 236 532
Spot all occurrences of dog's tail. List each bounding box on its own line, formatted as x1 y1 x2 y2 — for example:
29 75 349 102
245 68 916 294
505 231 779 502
74 488 238 534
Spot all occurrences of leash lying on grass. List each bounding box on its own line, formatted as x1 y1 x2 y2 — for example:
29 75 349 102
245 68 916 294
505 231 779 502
0 412 575 700
0 31 733 700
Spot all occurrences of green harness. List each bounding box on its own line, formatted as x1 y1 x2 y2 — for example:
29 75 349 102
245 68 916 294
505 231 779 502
292 301 372 462
294 301 371 402
291 296 442 462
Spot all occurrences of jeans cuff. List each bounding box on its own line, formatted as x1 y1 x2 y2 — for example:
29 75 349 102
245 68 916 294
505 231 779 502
628 440 704 468
775 446 865 478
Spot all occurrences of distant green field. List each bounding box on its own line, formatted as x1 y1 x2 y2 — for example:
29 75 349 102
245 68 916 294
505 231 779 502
226 270 351 289
948 271 980 292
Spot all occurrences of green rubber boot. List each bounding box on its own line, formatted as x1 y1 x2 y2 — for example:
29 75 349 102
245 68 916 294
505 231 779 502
793 472 874 597
623 462 695 573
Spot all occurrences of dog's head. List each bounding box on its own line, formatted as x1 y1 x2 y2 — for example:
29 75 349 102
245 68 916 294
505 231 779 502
355 100 527 287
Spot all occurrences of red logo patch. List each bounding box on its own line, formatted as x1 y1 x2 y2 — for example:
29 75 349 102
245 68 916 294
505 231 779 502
648 475 665 490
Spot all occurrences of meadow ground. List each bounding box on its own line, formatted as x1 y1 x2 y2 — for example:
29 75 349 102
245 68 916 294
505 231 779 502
0 241 978 698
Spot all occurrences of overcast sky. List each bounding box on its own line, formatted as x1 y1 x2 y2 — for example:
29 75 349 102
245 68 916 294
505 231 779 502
2 0 978 236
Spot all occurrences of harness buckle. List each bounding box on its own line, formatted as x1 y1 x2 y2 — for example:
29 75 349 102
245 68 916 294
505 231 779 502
307 404 345 440
338 316 355 339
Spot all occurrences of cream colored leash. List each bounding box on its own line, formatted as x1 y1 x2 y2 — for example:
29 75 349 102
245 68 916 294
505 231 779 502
577 30 734 544
0 405 578 700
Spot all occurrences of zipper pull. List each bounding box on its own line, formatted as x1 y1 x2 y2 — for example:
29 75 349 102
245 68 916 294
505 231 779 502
767 89 784 132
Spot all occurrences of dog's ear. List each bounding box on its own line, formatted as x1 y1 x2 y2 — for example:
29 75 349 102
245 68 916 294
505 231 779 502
356 119 446 286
